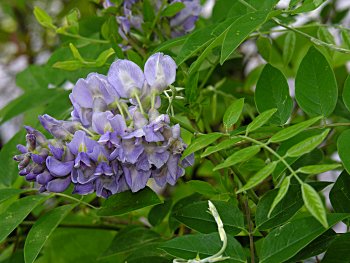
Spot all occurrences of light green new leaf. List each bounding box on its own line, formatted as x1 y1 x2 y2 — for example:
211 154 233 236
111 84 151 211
161 2 185 17
201 137 242 158
182 133 223 159
259 214 349 263
220 11 270 64
291 0 324 14
246 108 277 134
283 31 296 65
214 145 261 170
268 176 291 217
255 64 293 125
237 162 277 193
295 47 338 117
301 183 328 228
0 195 49 243
223 98 244 129
337 129 350 174
342 75 350 112
33 6 57 30
24 204 76 263
286 129 329 157
297 164 341 174
268 116 323 143
53 60 83 71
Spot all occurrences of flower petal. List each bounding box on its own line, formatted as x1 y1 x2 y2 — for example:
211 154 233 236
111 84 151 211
46 157 74 177
46 176 71 193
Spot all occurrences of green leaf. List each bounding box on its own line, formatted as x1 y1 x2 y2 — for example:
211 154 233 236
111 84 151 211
33 6 56 30
257 36 272 61
213 145 261 170
173 200 244 235
0 130 26 186
186 180 218 196
0 195 49 242
268 176 291 217
283 31 296 65
69 43 84 62
176 26 215 65
295 46 338 117
297 164 341 174
95 48 115 67
322 233 350 263
52 60 83 71
101 226 160 259
24 204 76 263
301 183 328 228
161 2 185 17
268 116 323 143
143 0 155 22
201 137 242 158
329 171 350 213
185 72 199 104
342 75 350 112
148 200 172 226
161 233 246 262
97 187 162 216
286 129 329 157
223 98 245 129
291 0 324 14
338 129 350 174
237 161 277 193
259 214 350 263
182 133 223 159
220 11 270 64
256 180 303 230
246 108 277 134
255 64 293 125
342 29 350 49
0 189 27 204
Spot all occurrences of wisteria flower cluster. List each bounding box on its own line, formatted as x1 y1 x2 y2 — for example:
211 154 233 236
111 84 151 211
14 53 194 198
104 0 201 39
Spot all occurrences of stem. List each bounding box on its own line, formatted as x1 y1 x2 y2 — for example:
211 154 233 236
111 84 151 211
59 32 109 44
244 196 255 263
53 192 97 209
238 135 303 184
133 92 145 115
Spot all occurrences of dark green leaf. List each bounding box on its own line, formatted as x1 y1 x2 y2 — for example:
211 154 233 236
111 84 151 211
259 214 350 263
148 199 172 226
182 133 223 159
0 189 27 204
223 98 244 129
173 200 244 235
301 183 328 228
97 187 162 216
161 233 246 262
283 31 296 65
338 129 350 174
291 0 325 14
185 72 199 104
295 46 338 117
237 161 277 193
220 11 270 64
186 180 218 196
329 170 350 213
343 75 350 113
256 180 303 230
322 233 350 263
24 204 76 263
286 129 329 157
214 145 261 170
246 108 277 134
101 226 160 259
0 195 49 242
268 176 290 217
255 64 293 125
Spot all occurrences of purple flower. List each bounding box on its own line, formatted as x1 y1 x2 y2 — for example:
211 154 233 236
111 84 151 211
170 0 201 36
39 114 79 140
